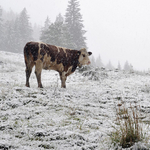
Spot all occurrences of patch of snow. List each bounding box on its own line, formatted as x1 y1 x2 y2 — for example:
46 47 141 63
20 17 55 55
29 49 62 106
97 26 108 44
0 51 150 149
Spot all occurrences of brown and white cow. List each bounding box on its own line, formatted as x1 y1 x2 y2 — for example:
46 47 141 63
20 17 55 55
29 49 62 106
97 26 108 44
24 42 92 88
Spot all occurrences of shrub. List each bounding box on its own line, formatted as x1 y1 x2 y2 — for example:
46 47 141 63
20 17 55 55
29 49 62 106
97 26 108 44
141 84 150 93
78 65 92 73
111 105 144 148
81 67 108 81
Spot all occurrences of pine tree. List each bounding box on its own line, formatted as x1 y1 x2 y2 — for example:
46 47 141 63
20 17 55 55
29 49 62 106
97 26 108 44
56 13 64 23
52 14 65 46
42 14 63 46
96 55 104 68
18 8 32 52
2 9 17 22
33 23 41 41
0 6 4 49
41 14 74 48
2 9 19 52
128 63 134 72
117 61 121 70
54 13 75 48
4 20 15 52
55 14 75 48
106 60 114 70
124 61 130 71
40 16 51 43
90 55 96 67
1 8 35 53
65 0 87 49
12 17 20 52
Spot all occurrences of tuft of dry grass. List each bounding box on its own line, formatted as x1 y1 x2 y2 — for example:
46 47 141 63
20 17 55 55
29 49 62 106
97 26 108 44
111 104 144 148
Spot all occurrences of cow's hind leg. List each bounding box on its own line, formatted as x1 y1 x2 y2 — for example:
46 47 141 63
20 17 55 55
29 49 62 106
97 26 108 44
35 60 43 88
25 63 34 87
59 72 67 88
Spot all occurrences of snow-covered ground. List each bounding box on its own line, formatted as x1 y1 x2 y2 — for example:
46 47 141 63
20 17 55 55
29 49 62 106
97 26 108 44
0 51 150 150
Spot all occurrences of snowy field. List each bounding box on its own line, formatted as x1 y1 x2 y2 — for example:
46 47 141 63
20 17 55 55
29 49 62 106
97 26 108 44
0 51 150 150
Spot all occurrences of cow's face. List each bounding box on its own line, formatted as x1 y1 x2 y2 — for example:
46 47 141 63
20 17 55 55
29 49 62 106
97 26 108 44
78 48 92 67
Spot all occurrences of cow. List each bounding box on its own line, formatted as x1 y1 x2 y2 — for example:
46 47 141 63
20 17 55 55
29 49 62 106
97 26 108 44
24 42 92 88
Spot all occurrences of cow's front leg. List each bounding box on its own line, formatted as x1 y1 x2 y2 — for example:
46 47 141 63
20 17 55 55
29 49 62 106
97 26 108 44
35 72 43 88
59 72 67 88
35 60 43 88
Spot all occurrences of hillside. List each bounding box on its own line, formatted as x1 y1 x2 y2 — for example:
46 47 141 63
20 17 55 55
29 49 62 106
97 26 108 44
0 51 150 150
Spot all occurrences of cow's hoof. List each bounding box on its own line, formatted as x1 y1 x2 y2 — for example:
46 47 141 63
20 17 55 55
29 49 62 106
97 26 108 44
61 86 66 88
25 84 30 87
38 86 43 88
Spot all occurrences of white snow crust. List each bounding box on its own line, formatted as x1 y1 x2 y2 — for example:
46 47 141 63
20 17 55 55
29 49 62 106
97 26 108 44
0 51 150 150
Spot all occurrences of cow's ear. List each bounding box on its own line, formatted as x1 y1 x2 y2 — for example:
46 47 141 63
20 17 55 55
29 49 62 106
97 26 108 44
88 52 92 56
77 51 81 55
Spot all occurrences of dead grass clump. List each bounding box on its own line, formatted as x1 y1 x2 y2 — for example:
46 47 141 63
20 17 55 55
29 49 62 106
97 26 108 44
111 105 144 148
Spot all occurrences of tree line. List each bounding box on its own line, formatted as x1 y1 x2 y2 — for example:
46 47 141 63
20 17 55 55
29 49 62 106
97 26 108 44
0 0 86 53
40 0 86 50
0 0 133 71
0 7 33 53
90 54 133 71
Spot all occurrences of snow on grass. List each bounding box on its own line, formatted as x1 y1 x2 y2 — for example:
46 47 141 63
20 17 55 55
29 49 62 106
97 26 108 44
0 51 150 149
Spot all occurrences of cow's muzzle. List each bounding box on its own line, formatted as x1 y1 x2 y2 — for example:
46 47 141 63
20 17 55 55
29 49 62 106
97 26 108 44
87 61 91 65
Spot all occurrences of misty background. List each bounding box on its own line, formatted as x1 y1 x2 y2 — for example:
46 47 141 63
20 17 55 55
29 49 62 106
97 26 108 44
0 0 150 71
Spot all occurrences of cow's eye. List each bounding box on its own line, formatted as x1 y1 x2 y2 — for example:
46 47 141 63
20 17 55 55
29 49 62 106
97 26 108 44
82 54 85 57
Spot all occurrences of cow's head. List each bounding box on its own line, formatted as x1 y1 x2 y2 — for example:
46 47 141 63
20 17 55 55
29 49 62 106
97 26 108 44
78 48 92 67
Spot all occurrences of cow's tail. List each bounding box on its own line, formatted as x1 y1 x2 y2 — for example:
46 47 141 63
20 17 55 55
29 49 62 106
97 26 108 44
24 43 30 68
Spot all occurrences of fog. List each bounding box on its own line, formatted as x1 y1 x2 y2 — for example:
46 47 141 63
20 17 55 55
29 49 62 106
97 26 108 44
1 0 150 70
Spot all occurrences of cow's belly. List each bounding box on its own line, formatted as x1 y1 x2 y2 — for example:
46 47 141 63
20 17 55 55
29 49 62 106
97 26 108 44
43 61 64 72
43 61 73 76
43 61 52 70
42 55 74 75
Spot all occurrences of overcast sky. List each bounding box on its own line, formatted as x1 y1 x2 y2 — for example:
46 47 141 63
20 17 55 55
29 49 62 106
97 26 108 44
1 0 150 70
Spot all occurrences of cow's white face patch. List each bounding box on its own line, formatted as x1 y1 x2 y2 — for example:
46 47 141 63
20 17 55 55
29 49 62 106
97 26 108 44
78 48 92 66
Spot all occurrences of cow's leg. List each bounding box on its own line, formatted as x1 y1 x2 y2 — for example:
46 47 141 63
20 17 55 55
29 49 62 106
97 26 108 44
35 60 43 88
25 63 34 87
59 72 67 88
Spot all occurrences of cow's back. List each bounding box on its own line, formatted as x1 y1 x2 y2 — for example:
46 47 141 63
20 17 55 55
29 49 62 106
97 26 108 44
24 41 80 72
